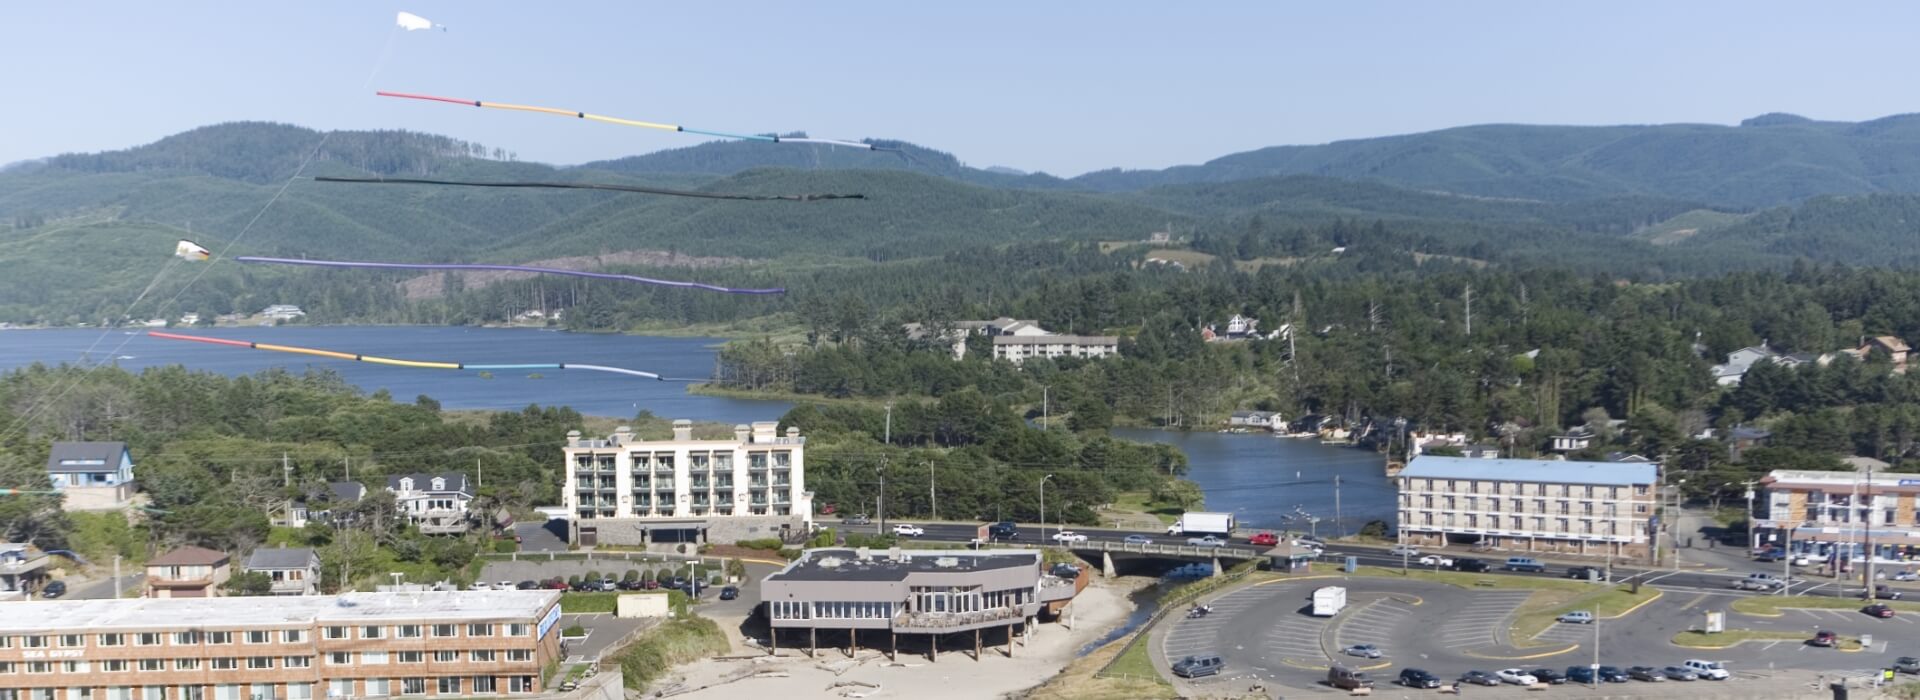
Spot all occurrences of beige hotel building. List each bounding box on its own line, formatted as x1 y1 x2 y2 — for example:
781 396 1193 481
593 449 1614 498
0 591 562 700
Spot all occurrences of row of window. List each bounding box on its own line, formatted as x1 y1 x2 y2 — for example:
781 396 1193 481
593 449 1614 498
573 451 795 472
330 650 533 665
1405 479 1651 499
11 630 304 650
0 657 303 674
318 623 528 640
1401 496 1650 516
1405 513 1628 536
0 676 538 700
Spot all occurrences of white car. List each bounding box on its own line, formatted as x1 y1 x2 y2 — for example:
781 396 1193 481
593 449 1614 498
1291 539 1325 552
1052 531 1089 543
1895 571 1920 582
1681 659 1730 680
1495 669 1538 686
468 582 493 591
1418 555 1453 567
892 524 926 537
1390 544 1419 557
1188 536 1226 547
1557 611 1594 624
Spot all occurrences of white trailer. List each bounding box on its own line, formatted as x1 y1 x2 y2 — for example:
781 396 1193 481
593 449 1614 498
1311 586 1347 616
1166 511 1237 536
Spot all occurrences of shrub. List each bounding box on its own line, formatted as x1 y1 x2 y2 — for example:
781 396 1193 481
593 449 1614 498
623 569 640 581
562 625 586 637
585 570 601 582
567 574 582 586
735 538 785 553
492 539 518 554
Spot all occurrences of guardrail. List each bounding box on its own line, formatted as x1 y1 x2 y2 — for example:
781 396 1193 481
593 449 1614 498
1067 540 1263 560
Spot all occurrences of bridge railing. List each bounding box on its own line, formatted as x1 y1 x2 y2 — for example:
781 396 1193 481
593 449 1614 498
1068 540 1262 559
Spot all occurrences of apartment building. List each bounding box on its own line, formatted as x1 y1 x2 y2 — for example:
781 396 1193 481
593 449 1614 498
761 548 1077 659
1396 456 1659 558
1755 469 1920 564
561 420 809 546
0 590 562 700
989 335 1120 364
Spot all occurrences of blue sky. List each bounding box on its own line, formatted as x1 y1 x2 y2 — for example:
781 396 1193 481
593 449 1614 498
4 2 1919 176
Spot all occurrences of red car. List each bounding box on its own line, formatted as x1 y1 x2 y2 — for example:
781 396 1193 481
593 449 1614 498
540 578 568 590
1866 604 1897 619
1811 630 1838 646
1248 531 1280 546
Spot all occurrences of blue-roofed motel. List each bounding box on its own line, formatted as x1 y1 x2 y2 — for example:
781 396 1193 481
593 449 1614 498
1396 456 1660 560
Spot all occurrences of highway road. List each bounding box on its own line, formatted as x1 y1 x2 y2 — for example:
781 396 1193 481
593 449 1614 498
857 518 1893 600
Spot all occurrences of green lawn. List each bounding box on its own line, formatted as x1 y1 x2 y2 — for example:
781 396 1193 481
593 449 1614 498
1100 638 1167 686
1512 585 1660 643
1109 491 1185 526
1731 595 1920 616
1674 629 1861 651
560 592 620 614
1354 566 1593 592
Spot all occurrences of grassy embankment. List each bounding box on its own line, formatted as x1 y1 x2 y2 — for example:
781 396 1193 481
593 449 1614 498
1673 629 1863 651
603 591 728 693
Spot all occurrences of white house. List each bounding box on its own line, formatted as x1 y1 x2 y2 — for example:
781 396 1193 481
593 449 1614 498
45 442 136 511
244 546 321 596
385 473 473 535
1550 426 1596 452
260 304 306 321
991 335 1120 364
1228 410 1279 429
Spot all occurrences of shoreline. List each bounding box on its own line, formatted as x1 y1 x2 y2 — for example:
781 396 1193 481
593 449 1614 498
657 575 1153 700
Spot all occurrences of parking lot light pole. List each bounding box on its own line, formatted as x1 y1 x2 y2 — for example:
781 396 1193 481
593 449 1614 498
1041 474 1054 541
1590 613 1601 689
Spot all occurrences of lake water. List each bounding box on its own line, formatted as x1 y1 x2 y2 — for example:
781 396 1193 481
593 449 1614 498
0 327 1396 529
0 326 792 425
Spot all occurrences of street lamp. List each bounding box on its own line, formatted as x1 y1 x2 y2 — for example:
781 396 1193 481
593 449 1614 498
1041 474 1055 540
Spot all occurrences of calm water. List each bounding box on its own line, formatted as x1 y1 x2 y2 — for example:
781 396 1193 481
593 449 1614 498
0 326 791 425
1113 428 1394 536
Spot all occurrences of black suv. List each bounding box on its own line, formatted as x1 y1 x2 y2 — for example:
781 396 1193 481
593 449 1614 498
40 581 65 599
1397 668 1441 688
1531 668 1567 684
1565 566 1601 580
1451 558 1490 573
989 521 1019 540
1598 666 1631 683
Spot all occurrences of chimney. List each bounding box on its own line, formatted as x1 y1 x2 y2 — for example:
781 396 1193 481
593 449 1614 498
752 421 778 443
734 424 751 443
671 419 693 441
565 430 581 447
613 425 632 445
786 426 801 440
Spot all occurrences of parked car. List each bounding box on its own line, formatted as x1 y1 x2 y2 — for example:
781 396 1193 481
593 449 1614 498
1052 531 1089 543
1327 665 1373 690
1810 630 1838 647
1565 666 1596 684
39 581 65 599
1896 570 1920 582
1458 670 1500 686
892 523 925 537
1495 669 1538 686
1866 604 1897 619
1896 656 1920 674
644 579 660 590
1597 666 1631 683
844 514 872 525
541 578 568 590
1341 644 1383 659
1530 668 1566 684
1870 584 1904 600
1248 531 1279 547
1503 557 1546 573
515 580 538 590
1418 555 1453 568
1565 566 1601 580
1187 536 1226 547
1451 558 1490 573
1755 548 1786 562
1557 611 1594 624
669 576 688 589
618 579 647 591
1627 666 1665 682
718 586 739 601
469 582 494 591
1170 655 1223 678
1389 544 1419 557
1050 563 1082 579
1682 659 1730 680
1123 534 1153 545
1397 668 1441 688
1661 666 1699 681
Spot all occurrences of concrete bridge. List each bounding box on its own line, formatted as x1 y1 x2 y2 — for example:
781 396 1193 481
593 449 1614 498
1062 539 1266 578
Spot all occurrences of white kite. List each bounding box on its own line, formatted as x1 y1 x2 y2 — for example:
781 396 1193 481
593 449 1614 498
396 11 444 32
174 240 211 261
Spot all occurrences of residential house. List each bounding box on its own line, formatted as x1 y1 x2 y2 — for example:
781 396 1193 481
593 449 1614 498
1227 410 1279 429
1550 426 1596 453
387 473 474 535
282 481 367 528
179 312 200 325
145 545 231 598
1730 426 1772 460
1462 444 1503 460
1603 451 1653 463
44 441 137 511
1710 345 1779 386
991 335 1121 364
1844 336 1914 371
1843 456 1892 474
244 546 321 596
0 544 49 600
1148 230 1172 245
260 304 306 321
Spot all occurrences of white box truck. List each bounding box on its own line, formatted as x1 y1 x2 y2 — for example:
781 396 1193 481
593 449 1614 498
1167 512 1236 536
1311 586 1347 616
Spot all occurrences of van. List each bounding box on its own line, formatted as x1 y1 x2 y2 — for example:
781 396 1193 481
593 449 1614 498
1681 659 1729 680
1504 557 1546 572
1328 665 1374 690
1171 655 1223 678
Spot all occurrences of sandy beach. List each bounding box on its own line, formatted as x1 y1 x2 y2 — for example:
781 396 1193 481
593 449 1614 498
653 577 1148 699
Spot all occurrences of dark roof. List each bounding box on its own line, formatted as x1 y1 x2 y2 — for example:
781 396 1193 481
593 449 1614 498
327 482 365 503
245 547 317 570
147 546 228 567
385 473 469 495
1731 427 1773 441
45 442 127 474
768 549 1038 583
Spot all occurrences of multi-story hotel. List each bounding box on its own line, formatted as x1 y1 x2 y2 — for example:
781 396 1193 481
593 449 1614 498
1755 469 1920 564
0 591 562 700
1396 456 1659 558
561 420 810 546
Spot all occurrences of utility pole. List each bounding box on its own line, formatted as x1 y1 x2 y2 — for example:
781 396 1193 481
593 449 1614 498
1041 474 1054 541
884 403 893 445
1742 479 1760 551
1463 284 1473 336
1335 475 1344 538
1041 387 1050 431
477 458 484 489
927 461 937 521
113 556 121 600
877 465 887 535
1866 464 1877 600
282 453 291 488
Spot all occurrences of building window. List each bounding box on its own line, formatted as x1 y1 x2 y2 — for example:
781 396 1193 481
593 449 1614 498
508 623 530 637
396 625 421 639
431 624 456 638
285 684 311 700
323 626 347 640
175 659 199 671
437 678 461 695
106 689 130 700
365 680 390 698
401 679 426 696
327 652 351 666
203 631 230 645
469 650 496 663
506 649 531 662
98 661 123 673
142 688 163 700
173 631 199 646
98 633 123 647
179 689 202 700
360 651 387 665
467 624 493 637
24 662 50 674
396 651 422 664
137 660 164 672
57 634 83 648
281 629 304 643
245 630 270 644
361 626 386 640
509 676 536 693
21 636 46 649
433 650 457 663
246 656 274 670
471 677 497 694
61 661 90 674
284 656 312 669
212 686 239 700
210 658 237 670
327 681 353 700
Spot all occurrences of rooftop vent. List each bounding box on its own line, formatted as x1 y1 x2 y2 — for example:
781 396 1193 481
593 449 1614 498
816 556 845 569
671 419 692 441
934 557 960 568
855 547 872 561
888 546 905 562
